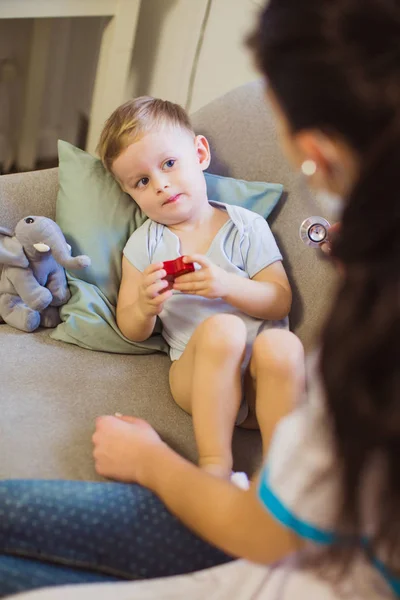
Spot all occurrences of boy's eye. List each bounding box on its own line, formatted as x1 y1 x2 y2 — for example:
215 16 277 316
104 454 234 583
136 177 149 189
164 159 175 169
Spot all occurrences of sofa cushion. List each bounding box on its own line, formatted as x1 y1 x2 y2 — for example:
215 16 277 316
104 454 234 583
0 326 261 480
51 140 283 353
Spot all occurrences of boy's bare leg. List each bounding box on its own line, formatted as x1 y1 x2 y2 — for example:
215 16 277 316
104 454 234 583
241 329 306 457
169 314 247 479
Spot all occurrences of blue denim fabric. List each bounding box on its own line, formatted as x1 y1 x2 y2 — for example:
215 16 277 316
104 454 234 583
0 480 232 596
0 555 119 596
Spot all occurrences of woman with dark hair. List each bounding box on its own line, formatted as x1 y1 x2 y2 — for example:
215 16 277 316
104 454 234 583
1 0 399 598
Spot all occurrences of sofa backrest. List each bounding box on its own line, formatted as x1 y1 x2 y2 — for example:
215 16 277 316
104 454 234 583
0 80 337 350
0 168 59 314
0 167 59 228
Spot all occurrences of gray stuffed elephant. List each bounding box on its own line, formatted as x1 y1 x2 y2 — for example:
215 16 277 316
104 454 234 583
0 216 91 332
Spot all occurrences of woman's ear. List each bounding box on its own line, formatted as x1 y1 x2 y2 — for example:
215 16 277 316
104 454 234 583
295 131 335 183
0 231 29 268
195 135 211 171
294 131 358 196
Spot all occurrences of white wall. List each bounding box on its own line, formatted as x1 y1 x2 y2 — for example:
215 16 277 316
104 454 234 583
129 0 262 113
189 0 262 112
0 1 265 167
128 0 210 108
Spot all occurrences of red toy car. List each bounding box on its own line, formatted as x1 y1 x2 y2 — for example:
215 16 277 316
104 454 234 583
163 256 195 287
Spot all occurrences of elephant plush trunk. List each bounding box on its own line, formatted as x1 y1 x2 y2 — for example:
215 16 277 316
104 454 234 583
37 221 91 270
51 244 91 270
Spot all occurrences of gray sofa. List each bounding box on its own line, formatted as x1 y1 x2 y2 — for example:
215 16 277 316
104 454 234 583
0 80 336 482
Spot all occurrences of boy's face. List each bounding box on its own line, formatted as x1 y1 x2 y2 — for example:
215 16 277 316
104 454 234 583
112 126 211 225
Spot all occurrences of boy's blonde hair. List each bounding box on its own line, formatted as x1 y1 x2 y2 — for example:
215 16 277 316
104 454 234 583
97 96 194 173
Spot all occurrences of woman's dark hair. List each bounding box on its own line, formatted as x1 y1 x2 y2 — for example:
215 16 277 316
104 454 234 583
248 0 400 577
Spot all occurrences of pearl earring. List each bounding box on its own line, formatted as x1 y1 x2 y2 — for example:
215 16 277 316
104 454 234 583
301 159 317 176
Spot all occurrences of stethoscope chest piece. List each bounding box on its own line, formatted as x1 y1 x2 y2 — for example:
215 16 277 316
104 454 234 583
299 216 331 248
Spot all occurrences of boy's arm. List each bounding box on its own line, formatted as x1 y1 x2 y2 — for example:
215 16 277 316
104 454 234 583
174 258 291 321
116 257 156 342
223 261 292 321
223 215 291 320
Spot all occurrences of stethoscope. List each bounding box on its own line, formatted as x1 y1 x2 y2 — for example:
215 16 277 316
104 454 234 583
299 216 331 248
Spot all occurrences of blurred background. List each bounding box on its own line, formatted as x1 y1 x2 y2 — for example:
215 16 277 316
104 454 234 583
0 0 264 174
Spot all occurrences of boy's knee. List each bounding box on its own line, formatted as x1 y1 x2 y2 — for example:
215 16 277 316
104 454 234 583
197 314 247 358
251 329 304 378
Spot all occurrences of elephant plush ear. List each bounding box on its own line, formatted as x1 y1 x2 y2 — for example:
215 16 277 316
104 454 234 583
0 228 29 268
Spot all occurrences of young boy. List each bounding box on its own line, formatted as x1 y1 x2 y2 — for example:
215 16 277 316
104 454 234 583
97 96 296 482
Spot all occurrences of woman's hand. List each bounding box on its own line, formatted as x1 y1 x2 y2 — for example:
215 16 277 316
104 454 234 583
173 255 231 299
320 221 341 255
92 414 165 484
320 222 345 274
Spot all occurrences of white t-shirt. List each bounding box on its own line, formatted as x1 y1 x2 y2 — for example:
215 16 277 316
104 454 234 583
123 201 288 360
13 558 393 600
256 351 396 598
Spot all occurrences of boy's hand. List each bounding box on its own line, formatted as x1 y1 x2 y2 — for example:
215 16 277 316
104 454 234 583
172 255 231 299
92 414 165 484
138 262 172 317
